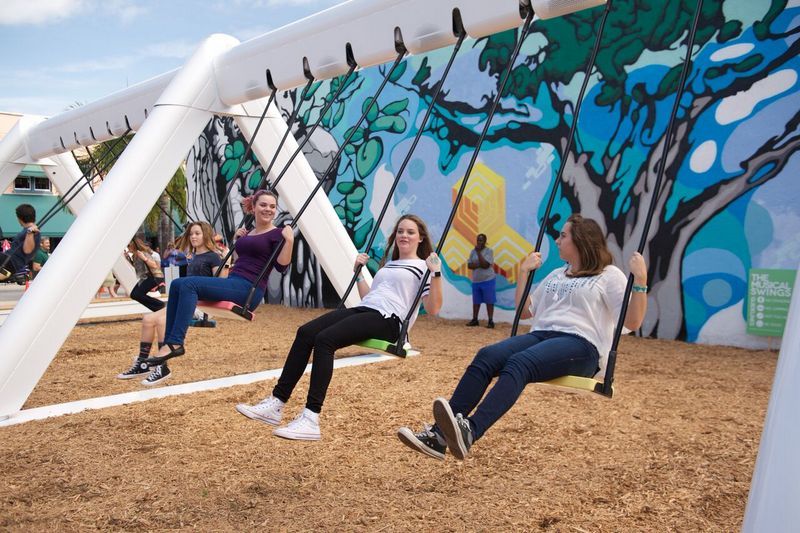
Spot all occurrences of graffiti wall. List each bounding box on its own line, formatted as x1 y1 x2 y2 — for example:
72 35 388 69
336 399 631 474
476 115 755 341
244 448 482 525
188 0 800 348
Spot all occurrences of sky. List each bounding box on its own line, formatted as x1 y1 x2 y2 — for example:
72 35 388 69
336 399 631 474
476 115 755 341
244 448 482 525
0 0 344 117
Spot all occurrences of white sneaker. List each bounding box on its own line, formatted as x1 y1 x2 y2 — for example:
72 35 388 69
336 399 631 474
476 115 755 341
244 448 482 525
235 396 284 426
273 408 321 441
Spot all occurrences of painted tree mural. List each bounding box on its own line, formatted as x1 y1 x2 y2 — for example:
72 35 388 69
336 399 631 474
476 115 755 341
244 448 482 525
188 0 800 343
382 0 800 340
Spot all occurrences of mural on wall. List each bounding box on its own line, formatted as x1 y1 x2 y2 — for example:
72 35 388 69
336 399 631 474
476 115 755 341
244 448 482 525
188 0 800 346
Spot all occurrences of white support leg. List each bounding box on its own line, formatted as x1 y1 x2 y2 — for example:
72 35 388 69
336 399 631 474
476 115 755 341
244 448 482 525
743 266 800 532
43 153 137 293
235 100 368 308
0 34 240 419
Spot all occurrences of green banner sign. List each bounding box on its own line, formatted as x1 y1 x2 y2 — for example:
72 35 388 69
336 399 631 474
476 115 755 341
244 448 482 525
746 269 796 337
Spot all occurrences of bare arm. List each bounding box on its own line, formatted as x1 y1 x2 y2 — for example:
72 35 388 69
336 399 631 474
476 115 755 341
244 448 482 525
623 252 648 331
514 252 542 320
276 225 295 267
22 224 39 255
353 253 370 298
420 253 443 315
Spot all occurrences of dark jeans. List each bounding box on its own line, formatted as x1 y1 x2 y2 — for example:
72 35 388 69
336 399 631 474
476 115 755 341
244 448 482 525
130 275 166 312
273 307 400 414
447 330 599 441
163 274 263 345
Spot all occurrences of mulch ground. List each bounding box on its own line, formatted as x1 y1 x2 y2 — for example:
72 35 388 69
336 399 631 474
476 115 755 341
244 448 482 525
0 304 776 531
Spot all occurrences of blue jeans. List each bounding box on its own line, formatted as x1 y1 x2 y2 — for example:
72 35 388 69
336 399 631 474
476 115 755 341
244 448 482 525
163 274 263 345
447 330 599 441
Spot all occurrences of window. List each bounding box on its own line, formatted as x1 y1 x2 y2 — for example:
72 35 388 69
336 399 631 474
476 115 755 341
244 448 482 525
34 177 51 191
12 175 51 193
14 176 30 190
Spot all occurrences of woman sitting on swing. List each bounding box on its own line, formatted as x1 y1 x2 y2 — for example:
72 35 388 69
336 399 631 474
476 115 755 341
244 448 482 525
397 214 648 461
147 189 294 368
116 221 222 385
236 214 443 441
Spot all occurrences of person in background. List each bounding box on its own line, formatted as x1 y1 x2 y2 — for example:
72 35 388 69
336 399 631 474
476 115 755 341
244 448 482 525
32 236 51 277
0 204 40 281
466 233 496 329
126 238 165 312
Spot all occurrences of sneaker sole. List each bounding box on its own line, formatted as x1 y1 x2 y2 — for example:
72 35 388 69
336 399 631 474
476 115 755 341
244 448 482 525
141 373 171 387
234 404 281 426
432 398 469 460
272 429 321 441
397 427 445 460
116 372 149 380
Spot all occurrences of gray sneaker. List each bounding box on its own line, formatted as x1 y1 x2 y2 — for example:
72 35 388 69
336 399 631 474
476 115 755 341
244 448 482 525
397 425 446 460
432 397 473 460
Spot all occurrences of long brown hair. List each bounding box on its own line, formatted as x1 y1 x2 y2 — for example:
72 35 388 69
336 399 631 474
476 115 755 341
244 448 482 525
565 214 613 277
128 237 152 255
380 214 434 266
175 221 219 255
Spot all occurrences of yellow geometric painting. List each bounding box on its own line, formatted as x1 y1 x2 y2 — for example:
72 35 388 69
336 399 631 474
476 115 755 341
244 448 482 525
442 162 532 285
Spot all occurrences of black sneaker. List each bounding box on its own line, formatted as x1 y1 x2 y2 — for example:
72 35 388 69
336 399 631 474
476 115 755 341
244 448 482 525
116 357 150 380
141 364 171 386
432 397 473 460
466 319 479 327
397 425 446 460
486 320 495 329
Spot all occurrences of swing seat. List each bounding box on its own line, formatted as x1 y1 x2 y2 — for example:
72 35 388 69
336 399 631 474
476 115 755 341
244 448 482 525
195 300 254 322
538 375 613 398
356 338 420 358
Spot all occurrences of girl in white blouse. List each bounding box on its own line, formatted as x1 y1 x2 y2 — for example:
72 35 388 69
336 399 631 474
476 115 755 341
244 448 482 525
399 214 648 461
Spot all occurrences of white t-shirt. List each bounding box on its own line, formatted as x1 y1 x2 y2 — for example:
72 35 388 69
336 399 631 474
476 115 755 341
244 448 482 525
529 265 628 378
358 258 431 331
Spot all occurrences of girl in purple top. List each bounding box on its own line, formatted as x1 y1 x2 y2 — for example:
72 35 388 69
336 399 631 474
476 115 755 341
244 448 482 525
148 190 294 372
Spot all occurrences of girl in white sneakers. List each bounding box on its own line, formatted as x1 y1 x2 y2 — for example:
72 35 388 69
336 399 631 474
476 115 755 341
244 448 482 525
236 214 443 440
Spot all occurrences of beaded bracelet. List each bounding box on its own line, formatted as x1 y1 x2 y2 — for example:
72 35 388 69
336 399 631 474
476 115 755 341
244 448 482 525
632 284 648 293
356 276 364 282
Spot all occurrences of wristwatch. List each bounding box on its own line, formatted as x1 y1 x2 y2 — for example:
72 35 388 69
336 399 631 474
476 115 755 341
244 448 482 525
26 227 35 234
433 271 442 278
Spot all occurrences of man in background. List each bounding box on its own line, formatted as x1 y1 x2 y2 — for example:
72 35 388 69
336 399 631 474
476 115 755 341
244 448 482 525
466 233 496 329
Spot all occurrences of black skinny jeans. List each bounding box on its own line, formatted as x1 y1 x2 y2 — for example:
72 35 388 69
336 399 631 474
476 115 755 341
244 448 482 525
130 275 166 312
272 307 399 413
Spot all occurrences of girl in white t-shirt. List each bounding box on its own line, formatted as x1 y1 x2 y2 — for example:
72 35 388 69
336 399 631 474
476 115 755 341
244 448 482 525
398 214 648 461
235 214 444 441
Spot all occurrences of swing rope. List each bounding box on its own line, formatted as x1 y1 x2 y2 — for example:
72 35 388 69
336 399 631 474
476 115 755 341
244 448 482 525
337 30 466 310
393 11 535 355
209 84 279 230
210 63 358 278
239 50 407 313
510 1 612 337
601 0 705 396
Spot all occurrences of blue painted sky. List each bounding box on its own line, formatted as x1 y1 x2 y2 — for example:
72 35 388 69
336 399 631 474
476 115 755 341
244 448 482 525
0 0 343 117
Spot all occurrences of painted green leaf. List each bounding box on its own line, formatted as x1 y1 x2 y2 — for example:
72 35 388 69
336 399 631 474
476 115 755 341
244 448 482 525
322 108 332 128
334 205 346 220
412 57 431 86
382 98 408 116
345 209 355 224
224 144 234 159
305 81 322 98
241 159 252 172
248 169 263 190
353 219 374 249
332 102 345 128
344 126 365 144
346 197 363 214
371 116 396 133
348 185 367 202
366 258 379 275
220 159 239 181
232 140 245 159
356 137 383 178
337 182 357 195
344 143 356 155
388 60 407 82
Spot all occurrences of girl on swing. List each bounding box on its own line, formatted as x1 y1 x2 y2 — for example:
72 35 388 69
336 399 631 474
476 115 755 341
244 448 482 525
398 214 648 460
236 214 443 441
143 189 294 380
116 221 222 385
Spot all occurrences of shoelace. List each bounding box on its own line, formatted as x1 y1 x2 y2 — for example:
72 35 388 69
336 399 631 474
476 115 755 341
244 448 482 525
254 398 280 412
